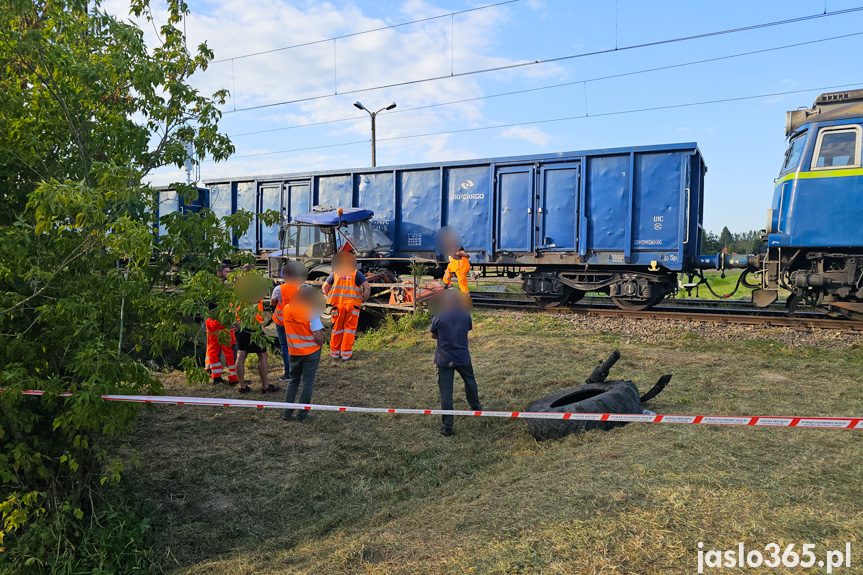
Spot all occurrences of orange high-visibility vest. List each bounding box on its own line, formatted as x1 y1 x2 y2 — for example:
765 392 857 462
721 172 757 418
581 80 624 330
273 284 298 326
444 256 470 283
282 307 321 356
235 300 264 324
327 270 363 306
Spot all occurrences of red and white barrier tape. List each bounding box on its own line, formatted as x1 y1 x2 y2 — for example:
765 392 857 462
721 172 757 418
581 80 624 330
5 389 863 429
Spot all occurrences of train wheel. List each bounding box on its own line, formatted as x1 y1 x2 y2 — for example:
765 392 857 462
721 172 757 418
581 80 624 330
533 295 568 308
611 295 659 311
533 288 583 308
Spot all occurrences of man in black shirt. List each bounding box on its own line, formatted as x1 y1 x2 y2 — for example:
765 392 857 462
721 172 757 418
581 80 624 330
429 290 481 436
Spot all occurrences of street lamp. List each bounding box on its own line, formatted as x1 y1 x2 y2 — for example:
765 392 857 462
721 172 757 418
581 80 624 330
354 101 396 167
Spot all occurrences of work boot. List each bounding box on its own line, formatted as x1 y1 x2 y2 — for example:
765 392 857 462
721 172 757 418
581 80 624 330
440 427 455 437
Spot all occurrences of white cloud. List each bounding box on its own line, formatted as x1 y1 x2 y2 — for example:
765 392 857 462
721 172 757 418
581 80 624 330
101 0 568 182
500 125 551 147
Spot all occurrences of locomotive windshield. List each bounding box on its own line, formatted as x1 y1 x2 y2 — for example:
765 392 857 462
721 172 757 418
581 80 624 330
779 132 807 174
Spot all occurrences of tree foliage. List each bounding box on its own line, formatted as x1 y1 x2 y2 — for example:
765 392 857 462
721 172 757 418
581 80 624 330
701 228 762 255
0 0 263 571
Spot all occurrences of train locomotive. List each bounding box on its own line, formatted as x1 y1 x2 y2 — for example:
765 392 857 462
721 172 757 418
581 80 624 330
152 90 863 319
749 89 863 320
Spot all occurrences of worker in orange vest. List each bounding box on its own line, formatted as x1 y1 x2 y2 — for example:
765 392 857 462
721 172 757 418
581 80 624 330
205 311 237 384
322 251 370 361
280 286 325 422
205 264 237 384
233 271 280 395
443 247 471 293
271 262 306 382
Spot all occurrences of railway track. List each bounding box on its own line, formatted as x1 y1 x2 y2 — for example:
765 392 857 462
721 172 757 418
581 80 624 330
467 292 863 331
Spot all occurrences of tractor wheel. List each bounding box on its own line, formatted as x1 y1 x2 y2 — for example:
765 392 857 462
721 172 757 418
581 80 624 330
524 381 642 441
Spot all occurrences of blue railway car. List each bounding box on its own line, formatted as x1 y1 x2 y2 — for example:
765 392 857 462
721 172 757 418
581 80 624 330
751 89 863 319
153 186 209 235
204 143 706 310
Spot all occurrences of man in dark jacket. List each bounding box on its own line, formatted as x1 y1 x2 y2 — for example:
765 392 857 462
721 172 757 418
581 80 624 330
429 290 481 436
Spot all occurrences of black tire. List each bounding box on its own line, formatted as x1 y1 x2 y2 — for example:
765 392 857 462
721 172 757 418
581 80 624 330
525 381 642 441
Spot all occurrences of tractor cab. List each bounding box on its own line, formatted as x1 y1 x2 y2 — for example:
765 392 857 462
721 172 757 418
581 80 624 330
269 206 392 278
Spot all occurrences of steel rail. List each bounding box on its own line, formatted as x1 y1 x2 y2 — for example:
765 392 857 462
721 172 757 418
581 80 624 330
465 292 863 331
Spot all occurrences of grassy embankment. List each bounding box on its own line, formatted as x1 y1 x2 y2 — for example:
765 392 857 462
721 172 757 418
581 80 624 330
125 312 863 574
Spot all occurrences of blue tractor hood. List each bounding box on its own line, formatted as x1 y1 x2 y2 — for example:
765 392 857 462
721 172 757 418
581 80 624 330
294 207 373 226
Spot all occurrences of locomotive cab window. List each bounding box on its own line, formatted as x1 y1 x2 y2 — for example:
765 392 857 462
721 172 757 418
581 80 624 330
779 132 807 174
810 126 862 170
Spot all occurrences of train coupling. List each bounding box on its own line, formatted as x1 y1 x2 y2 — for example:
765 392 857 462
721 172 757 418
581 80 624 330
695 252 757 272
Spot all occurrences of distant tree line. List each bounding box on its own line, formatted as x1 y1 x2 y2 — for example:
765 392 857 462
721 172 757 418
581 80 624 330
701 227 762 255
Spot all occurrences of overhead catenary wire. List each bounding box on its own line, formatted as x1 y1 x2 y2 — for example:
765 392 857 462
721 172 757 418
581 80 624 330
211 0 520 64
227 31 863 139
204 82 862 162
221 5 863 115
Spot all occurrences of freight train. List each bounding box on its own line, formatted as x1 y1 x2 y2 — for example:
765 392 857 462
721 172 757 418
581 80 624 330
155 90 863 319
196 142 707 311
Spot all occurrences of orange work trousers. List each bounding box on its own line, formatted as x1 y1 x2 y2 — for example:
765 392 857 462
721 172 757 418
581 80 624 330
205 318 238 382
329 305 360 360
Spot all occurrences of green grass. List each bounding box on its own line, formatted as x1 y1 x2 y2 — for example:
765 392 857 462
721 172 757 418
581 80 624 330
122 312 863 574
470 270 758 301
672 270 755 301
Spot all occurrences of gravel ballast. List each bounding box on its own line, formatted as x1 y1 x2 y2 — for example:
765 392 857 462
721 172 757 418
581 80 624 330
486 310 863 349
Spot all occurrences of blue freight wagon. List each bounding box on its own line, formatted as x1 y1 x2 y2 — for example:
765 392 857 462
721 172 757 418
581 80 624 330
153 186 209 235
203 143 707 310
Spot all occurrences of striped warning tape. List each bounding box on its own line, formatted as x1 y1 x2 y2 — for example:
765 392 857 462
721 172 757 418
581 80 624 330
6 389 863 429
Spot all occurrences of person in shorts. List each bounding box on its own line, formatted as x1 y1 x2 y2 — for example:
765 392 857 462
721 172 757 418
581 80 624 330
233 274 280 395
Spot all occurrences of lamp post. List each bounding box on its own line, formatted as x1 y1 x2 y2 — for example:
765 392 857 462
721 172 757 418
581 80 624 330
354 101 396 167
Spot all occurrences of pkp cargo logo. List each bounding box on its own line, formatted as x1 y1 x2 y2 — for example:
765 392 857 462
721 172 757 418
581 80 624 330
452 180 484 201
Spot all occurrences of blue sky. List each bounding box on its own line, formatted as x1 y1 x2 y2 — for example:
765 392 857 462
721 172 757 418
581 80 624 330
131 0 863 232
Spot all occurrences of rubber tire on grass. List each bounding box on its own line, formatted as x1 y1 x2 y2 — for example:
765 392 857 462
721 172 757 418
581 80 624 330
525 381 642 441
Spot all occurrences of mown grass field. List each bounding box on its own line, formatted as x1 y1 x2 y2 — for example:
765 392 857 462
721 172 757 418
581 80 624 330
124 312 863 574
